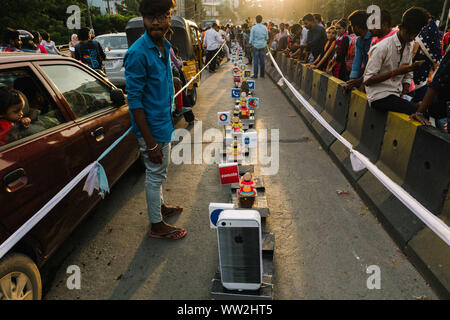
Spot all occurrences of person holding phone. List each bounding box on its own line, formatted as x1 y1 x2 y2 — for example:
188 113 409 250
363 7 430 115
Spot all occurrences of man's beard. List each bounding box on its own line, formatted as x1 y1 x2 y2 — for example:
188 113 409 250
147 27 167 41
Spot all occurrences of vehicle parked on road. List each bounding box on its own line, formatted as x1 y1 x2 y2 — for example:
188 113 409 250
126 16 203 106
0 52 139 300
94 33 128 88
200 19 220 31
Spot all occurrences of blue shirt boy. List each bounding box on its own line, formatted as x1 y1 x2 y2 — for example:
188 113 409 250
124 33 175 143
349 31 372 79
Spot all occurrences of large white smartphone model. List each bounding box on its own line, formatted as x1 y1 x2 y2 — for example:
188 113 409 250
217 210 262 291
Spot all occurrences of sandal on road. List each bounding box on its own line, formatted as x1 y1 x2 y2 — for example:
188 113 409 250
149 228 187 240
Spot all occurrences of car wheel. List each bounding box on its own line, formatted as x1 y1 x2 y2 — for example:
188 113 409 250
0 253 42 300
188 86 197 106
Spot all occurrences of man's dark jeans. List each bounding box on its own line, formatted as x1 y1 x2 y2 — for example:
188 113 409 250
370 95 417 115
371 94 447 121
206 48 220 71
253 47 265 77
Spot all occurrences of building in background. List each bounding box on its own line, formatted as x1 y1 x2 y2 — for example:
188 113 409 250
88 0 125 15
203 0 219 18
174 0 186 17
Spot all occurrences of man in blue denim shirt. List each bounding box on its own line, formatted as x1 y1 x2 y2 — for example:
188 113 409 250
250 15 268 78
124 0 187 240
344 10 372 92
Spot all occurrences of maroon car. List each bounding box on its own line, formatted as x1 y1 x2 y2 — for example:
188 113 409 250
0 52 139 299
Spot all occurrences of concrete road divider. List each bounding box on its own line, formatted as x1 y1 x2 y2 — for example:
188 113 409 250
287 58 297 82
300 64 313 101
285 57 293 81
276 51 282 66
281 54 288 74
310 75 350 149
357 113 424 248
267 56 450 298
405 216 450 299
403 125 450 216
309 69 329 112
330 90 387 182
294 62 303 90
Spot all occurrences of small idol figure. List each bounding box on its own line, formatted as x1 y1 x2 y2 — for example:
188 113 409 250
231 116 243 132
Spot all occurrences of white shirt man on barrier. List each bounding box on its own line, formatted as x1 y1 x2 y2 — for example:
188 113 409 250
203 23 224 73
363 7 429 117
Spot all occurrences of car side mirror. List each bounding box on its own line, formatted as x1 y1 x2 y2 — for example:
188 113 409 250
110 89 126 106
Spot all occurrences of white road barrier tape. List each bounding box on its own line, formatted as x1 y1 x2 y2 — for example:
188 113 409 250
0 163 97 260
0 44 228 260
268 50 450 246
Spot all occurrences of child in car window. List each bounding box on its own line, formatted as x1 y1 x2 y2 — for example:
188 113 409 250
0 87 31 146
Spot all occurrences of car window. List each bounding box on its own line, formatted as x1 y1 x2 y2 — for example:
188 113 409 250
41 65 114 118
95 36 128 50
0 68 66 148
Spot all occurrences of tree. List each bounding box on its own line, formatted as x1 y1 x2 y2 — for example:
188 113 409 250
217 2 238 24
124 0 140 15
2 0 86 45
1 0 138 45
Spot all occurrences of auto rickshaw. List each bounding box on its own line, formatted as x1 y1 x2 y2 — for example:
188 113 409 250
125 16 203 106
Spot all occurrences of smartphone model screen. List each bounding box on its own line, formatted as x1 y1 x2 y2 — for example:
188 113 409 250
218 226 261 284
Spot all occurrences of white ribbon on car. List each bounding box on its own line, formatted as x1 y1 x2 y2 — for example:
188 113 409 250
0 163 96 260
267 50 450 246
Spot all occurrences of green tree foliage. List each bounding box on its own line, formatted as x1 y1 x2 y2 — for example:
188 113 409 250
124 0 140 15
1 0 138 46
218 2 238 24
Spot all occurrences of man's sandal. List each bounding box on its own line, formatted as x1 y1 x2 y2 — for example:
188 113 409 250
149 228 187 240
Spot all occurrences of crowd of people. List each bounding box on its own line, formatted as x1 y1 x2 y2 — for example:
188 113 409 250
2 5 450 135
0 27 108 72
220 8 449 133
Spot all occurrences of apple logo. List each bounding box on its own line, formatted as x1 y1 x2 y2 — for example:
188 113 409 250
234 235 243 244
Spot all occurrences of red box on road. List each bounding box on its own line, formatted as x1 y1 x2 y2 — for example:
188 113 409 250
219 163 239 185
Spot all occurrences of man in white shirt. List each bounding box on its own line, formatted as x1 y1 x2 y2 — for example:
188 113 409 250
363 7 430 115
203 23 225 73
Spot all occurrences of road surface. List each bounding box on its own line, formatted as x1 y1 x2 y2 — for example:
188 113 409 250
42 60 437 300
